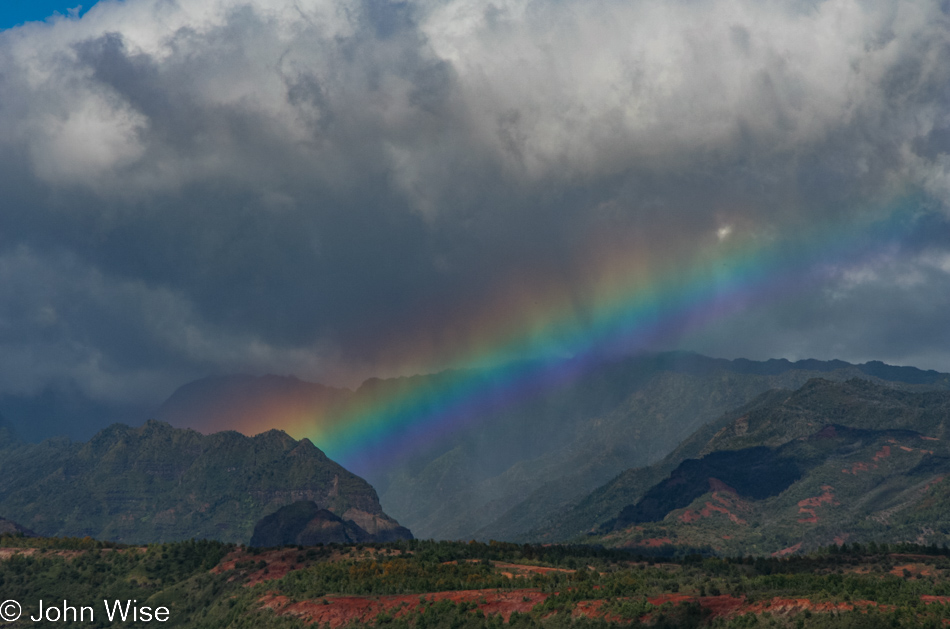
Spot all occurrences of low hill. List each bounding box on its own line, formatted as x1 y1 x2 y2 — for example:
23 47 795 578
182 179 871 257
0 516 33 536
0 420 409 545
250 500 412 547
568 379 950 554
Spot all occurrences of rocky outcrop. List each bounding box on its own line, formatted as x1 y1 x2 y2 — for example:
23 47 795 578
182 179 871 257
250 501 413 547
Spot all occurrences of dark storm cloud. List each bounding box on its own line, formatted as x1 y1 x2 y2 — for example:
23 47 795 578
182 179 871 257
0 0 949 437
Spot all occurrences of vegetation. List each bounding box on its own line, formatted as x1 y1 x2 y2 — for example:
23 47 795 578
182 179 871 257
5 535 950 627
568 378 950 555
0 420 405 544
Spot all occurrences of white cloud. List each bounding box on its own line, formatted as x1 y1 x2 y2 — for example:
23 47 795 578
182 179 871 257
0 0 945 206
419 0 948 183
28 92 147 185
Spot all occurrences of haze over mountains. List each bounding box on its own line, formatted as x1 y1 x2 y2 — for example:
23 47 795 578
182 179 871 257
149 353 950 544
2 351 950 552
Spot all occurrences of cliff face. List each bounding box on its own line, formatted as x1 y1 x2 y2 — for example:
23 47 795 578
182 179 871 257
0 420 409 545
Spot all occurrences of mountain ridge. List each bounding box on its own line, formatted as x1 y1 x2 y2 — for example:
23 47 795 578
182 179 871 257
147 353 950 542
0 419 410 545
570 378 950 554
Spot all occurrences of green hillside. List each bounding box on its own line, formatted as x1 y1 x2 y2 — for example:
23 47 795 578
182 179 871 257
5 535 950 627
0 420 409 545
377 354 949 541
565 379 950 554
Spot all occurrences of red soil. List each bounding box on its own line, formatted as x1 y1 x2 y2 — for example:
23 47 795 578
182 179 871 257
648 593 745 615
213 547 927 627
797 486 838 523
258 585 906 627
679 510 700 523
679 492 747 525
649 593 695 605
701 595 747 616
922 596 950 605
708 478 738 494
772 542 803 558
260 588 548 627
895 443 935 455
701 501 746 525
843 442 936 475
843 461 875 475
891 563 936 578
572 600 627 623
214 548 329 587
494 562 574 578
648 594 870 618
925 476 946 491
798 487 836 508
745 598 880 614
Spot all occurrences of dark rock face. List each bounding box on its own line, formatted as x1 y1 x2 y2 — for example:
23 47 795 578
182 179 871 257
250 501 412 547
612 447 804 527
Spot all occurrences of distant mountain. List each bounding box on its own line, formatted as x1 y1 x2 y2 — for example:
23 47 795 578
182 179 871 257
0 420 410 545
149 353 950 542
376 354 949 541
155 374 351 436
250 500 412 547
568 378 950 554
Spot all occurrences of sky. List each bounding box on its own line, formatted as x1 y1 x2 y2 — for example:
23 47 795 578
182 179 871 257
0 2 93 30
1 0 950 441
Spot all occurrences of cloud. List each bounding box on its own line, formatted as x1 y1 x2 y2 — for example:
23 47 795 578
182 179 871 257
679 211 950 371
0 0 948 433
0 245 339 402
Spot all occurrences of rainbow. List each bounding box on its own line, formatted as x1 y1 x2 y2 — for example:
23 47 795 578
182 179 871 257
286 203 919 475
